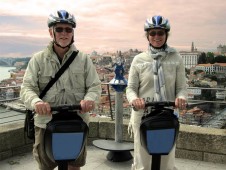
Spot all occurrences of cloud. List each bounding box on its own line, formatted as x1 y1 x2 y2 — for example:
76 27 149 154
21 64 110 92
0 0 226 57
0 35 49 57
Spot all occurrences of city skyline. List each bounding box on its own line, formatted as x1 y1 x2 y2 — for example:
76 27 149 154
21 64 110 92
1 0 226 57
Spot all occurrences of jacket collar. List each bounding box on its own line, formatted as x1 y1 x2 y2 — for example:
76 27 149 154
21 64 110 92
45 41 78 63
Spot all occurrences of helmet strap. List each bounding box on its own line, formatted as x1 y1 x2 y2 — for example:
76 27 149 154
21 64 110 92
53 38 74 49
149 33 168 49
149 43 167 50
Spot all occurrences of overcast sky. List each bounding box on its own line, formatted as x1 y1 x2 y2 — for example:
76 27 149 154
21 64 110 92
0 0 226 57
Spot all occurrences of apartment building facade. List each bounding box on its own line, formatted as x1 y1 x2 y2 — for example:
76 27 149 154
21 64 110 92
195 63 226 74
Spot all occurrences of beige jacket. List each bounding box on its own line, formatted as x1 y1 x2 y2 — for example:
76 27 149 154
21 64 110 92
20 42 101 128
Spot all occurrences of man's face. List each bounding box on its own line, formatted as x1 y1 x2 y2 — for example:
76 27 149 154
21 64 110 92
49 23 74 47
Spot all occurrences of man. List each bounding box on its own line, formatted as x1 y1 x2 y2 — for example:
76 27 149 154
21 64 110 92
20 10 101 170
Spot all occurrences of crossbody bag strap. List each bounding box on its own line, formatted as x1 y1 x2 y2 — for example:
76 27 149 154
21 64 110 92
39 50 79 99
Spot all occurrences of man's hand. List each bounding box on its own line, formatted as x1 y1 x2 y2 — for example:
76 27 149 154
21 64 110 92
34 101 51 116
80 100 95 113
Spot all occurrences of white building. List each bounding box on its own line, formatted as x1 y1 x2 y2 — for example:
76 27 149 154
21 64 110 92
179 42 201 69
180 52 200 69
187 88 201 99
216 91 226 100
195 63 226 74
217 44 226 54
6 88 14 100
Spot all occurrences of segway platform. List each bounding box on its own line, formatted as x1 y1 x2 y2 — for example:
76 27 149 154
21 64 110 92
139 101 180 170
43 104 88 170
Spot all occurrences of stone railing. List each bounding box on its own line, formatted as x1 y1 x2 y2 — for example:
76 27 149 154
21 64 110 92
0 117 225 164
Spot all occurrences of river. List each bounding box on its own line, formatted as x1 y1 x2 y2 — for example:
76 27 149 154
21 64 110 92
0 66 16 81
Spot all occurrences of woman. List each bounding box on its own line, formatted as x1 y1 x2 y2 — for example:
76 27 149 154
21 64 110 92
126 15 187 170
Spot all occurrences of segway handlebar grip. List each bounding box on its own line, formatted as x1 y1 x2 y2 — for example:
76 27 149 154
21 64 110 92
132 101 175 111
145 101 175 108
51 104 82 111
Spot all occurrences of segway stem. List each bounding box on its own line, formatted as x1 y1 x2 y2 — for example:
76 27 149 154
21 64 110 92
58 161 68 170
152 155 161 170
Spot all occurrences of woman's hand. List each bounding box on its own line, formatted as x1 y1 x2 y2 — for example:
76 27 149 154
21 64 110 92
175 97 186 110
131 98 145 110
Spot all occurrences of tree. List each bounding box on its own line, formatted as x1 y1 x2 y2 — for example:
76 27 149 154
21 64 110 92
201 88 216 100
215 55 226 63
206 52 215 64
185 68 190 77
204 74 217 81
194 69 204 75
198 52 207 64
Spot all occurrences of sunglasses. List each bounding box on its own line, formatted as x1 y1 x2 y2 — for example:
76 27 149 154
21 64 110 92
54 27 73 33
149 30 165 36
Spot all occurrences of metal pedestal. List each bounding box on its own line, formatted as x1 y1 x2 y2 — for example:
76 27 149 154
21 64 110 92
93 139 133 162
93 92 134 162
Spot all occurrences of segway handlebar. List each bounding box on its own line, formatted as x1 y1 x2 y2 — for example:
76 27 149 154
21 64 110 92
51 104 82 112
145 101 175 108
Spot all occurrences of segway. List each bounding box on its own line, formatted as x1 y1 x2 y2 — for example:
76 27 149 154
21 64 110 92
44 104 89 170
139 101 179 170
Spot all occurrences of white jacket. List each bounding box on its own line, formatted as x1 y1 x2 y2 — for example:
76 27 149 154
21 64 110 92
127 47 187 121
126 46 187 170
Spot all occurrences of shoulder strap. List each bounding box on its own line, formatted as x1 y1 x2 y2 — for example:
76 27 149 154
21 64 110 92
39 50 79 99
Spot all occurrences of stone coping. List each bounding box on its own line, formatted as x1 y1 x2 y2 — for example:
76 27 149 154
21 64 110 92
0 117 225 164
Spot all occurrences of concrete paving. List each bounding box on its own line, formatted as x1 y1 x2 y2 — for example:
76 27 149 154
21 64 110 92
0 146 225 170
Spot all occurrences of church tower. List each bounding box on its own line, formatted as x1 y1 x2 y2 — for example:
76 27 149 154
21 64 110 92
191 42 194 52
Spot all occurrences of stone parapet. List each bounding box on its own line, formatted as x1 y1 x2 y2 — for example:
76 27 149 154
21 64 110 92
176 124 226 163
0 117 225 164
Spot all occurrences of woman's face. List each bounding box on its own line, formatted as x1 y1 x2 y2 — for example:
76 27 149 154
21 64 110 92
148 28 167 48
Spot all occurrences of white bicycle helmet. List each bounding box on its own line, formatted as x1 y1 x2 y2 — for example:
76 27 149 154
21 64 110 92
48 10 76 28
144 15 170 32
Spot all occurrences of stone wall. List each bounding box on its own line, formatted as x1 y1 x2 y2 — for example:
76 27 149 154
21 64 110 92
0 117 225 164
